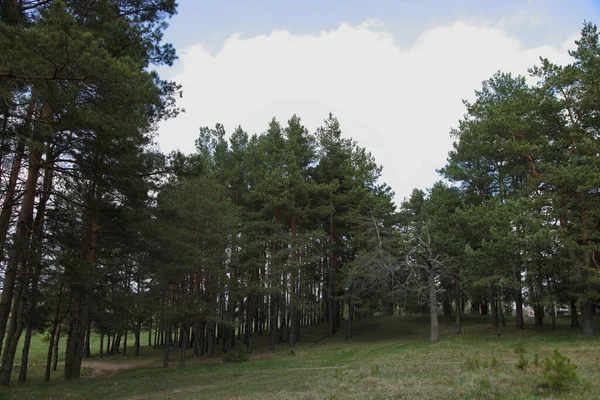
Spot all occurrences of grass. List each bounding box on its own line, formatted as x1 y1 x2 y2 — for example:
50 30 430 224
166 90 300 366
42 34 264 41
2 315 600 399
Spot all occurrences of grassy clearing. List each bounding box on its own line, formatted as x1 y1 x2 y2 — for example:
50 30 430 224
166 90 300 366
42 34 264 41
3 315 599 399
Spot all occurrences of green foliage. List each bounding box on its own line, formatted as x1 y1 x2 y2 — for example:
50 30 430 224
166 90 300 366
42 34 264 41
223 346 249 363
513 342 526 354
464 355 481 371
370 365 380 377
516 353 528 371
38 332 50 344
490 357 500 370
542 349 578 392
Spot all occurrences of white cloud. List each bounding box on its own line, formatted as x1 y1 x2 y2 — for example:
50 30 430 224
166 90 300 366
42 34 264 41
157 20 575 202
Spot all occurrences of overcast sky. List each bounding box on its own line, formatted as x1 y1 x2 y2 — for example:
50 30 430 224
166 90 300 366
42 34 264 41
156 0 600 202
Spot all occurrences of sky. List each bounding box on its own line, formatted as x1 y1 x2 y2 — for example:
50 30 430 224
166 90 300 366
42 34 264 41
156 0 600 202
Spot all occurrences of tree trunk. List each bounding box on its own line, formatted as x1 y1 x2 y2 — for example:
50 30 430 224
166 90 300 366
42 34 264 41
52 321 61 372
0 281 28 386
346 299 353 340
135 323 141 356
179 323 188 367
206 320 216 358
269 292 277 351
18 324 34 384
289 272 297 346
18 144 54 384
515 288 524 330
85 320 92 358
64 290 91 379
489 287 498 328
455 279 461 335
0 89 36 265
428 272 439 344
534 304 544 328
580 301 595 337
100 334 104 359
122 329 127 356
570 299 580 328
163 320 171 368
65 168 101 379
0 135 42 357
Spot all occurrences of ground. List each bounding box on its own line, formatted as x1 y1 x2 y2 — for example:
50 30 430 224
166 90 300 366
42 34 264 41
2 315 599 399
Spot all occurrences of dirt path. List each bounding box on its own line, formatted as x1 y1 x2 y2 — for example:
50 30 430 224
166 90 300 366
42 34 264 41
76 360 159 378
77 351 275 378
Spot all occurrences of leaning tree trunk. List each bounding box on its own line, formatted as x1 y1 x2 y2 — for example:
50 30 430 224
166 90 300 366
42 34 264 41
0 132 45 385
0 282 28 386
0 122 43 357
0 89 37 266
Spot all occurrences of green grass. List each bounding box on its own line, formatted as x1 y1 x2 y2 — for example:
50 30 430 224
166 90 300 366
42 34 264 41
3 315 600 399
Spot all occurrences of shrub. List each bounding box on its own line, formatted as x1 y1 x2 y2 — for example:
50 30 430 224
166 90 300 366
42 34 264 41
370 365 380 377
39 332 51 343
542 349 577 392
513 342 526 354
490 357 500 370
224 345 249 363
464 355 480 371
515 353 528 371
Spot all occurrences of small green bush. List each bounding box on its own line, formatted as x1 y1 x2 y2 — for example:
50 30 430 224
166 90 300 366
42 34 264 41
515 353 528 371
39 332 51 343
490 357 500 370
464 355 480 371
543 349 577 392
224 345 249 363
513 342 526 354
370 365 380 377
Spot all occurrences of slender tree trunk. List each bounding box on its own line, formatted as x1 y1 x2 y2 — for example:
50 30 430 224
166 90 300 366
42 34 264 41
52 321 61 372
179 323 188 367
135 323 141 356
428 272 439 344
580 301 595 337
100 334 104 359
346 299 353 340
289 272 297 346
570 299 580 328
163 320 171 368
455 279 461 335
18 145 54 384
123 329 128 356
0 130 43 357
0 281 28 386
0 89 36 266
65 169 102 379
206 320 216 358
534 304 544 327
515 288 524 330
269 292 277 351
489 287 499 328
85 320 92 358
